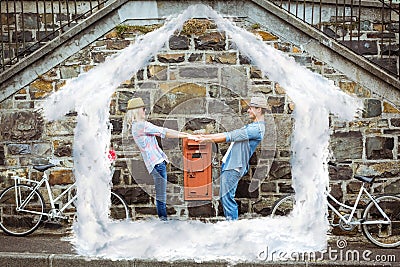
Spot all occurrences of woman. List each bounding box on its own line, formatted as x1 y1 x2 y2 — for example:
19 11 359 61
124 97 195 220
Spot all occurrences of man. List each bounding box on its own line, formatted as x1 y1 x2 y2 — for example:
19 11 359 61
199 96 267 220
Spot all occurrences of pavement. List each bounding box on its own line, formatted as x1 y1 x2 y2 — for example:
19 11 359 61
0 224 398 267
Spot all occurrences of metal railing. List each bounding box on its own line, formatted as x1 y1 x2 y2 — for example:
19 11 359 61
0 0 399 80
270 0 400 79
0 0 110 72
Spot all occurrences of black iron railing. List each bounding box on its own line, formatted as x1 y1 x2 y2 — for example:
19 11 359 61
0 0 399 79
270 0 399 79
0 0 110 71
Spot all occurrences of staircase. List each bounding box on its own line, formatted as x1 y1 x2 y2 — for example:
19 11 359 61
269 0 399 79
0 0 399 103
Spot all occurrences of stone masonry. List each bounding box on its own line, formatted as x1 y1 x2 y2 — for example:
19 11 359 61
0 13 399 240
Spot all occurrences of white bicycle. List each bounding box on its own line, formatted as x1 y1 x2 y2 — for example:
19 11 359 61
271 175 400 248
0 162 129 236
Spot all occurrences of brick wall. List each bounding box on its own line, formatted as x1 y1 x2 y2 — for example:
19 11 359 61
0 16 399 237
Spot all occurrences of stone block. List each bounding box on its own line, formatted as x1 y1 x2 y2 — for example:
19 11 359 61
383 101 400 114
277 182 294 194
274 115 293 148
221 66 247 97
128 159 153 185
0 146 4 166
329 183 343 204
135 206 157 216
252 198 273 216
269 161 291 180
188 53 203 62
148 65 167 79
261 182 276 193
154 83 206 114
206 52 237 64
179 66 218 79
32 143 52 156
268 96 285 113
239 54 251 65
366 136 394 160
385 180 400 194
45 119 75 136
158 53 185 63
110 118 123 134
29 79 53 99
105 39 130 50
356 162 400 178
253 30 278 41
188 203 215 217
7 144 31 155
20 13 37 29
391 118 400 127
49 169 74 185
328 164 352 180
169 35 189 50
61 65 81 79
12 31 33 42
236 179 259 198
208 98 239 114
0 111 43 141
183 118 215 132
53 140 72 157
331 131 363 161
363 98 382 118
370 57 398 74
194 32 225 51
119 187 150 205
341 40 378 55
339 81 370 97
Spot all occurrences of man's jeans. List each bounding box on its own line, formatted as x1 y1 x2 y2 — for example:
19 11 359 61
220 169 241 220
150 161 167 220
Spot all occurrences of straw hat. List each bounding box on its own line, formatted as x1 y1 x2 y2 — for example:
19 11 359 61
249 96 268 109
127 97 145 110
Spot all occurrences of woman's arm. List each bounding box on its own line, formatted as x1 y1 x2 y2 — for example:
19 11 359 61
165 129 196 139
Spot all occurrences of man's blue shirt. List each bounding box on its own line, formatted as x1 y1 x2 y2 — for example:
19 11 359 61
222 121 266 176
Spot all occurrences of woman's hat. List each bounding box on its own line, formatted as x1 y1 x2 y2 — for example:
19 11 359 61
127 97 145 110
249 96 268 109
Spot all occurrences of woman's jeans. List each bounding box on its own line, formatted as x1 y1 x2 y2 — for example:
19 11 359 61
220 169 241 220
150 161 167 220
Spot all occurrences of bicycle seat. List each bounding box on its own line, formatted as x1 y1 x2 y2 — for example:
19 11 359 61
354 175 375 184
33 164 56 172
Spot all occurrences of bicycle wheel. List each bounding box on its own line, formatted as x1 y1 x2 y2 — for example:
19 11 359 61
271 194 294 217
362 195 400 248
0 184 45 236
110 191 129 220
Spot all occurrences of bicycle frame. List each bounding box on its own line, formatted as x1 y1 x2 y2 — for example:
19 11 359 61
327 182 391 226
12 172 76 220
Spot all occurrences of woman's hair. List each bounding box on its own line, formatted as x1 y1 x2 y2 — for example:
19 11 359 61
122 108 142 136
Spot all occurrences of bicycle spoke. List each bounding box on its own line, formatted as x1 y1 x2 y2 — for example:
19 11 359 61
362 195 400 248
0 185 45 236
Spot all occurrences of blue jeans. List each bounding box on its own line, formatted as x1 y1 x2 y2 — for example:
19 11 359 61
220 169 241 220
150 161 167 220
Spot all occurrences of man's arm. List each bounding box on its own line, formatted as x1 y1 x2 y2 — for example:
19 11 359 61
199 133 227 143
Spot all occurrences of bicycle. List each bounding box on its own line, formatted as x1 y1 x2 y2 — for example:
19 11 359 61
0 161 129 236
271 174 400 248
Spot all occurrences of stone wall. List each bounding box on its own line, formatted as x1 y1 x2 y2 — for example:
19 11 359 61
0 15 400 235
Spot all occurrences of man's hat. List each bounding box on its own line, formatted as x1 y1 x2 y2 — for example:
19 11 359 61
249 96 268 109
127 97 145 110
